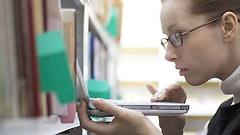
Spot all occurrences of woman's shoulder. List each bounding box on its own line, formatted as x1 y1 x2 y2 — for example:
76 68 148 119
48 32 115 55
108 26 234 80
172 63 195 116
220 97 234 107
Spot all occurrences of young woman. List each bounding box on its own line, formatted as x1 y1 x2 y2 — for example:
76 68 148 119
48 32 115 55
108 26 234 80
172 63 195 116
78 0 240 134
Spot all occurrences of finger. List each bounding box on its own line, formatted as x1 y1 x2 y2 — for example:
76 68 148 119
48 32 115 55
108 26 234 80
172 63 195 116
146 84 158 95
78 100 90 122
164 84 181 96
147 84 162 102
166 84 187 103
78 100 110 134
93 98 129 117
154 90 167 101
166 83 182 92
160 85 179 102
78 100 92 126
151 90 164 101
151 86 170 102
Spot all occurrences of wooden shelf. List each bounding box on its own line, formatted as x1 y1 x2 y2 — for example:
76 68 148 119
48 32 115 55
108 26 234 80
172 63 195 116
0 113 79 135
118 80 158 87
119 47 159 55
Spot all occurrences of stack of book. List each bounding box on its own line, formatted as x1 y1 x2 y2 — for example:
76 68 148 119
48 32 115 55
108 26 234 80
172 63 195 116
0 0 77 123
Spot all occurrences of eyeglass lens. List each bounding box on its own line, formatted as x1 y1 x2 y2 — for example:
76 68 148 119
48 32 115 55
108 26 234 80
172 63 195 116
169 33 182 46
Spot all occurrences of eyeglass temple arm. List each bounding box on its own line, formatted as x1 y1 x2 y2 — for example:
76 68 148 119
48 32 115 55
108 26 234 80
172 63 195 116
182 17 240 36
181 17 221 36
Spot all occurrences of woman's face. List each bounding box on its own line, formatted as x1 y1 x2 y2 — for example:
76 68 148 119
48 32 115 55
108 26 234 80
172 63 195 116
161 0 230 86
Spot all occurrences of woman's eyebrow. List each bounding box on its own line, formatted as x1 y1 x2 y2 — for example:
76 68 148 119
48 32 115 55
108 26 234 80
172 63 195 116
167 23 176 34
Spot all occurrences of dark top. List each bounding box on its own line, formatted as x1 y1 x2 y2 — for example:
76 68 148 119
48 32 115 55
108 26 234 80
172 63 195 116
207 97 240 135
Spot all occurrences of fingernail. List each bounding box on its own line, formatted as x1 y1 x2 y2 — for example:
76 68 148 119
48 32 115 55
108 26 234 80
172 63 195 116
146 84 151 88
157 96 164 101
98 98 103 101
94 98 103 103
152 90 162 99
151 97 157 100
158 94 162 98
165 85 170 89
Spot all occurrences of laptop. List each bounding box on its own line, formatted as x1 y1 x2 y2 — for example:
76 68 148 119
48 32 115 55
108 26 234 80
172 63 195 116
76 60 189 117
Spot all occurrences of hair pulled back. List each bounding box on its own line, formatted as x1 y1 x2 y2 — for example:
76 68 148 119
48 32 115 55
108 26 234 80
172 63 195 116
190 0 240 19
162 0 240 19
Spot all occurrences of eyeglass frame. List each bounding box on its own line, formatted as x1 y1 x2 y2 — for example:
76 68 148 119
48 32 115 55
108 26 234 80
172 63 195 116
161 16 240 49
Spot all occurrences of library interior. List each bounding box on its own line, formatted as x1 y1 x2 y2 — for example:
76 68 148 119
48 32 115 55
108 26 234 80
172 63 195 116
0 0 231 135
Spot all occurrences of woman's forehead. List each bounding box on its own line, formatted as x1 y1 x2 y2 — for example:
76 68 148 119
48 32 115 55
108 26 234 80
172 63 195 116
161 0 192 20
160 0 196 32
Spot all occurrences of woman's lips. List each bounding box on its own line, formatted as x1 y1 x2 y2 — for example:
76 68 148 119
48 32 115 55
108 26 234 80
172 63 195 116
179 68 188 76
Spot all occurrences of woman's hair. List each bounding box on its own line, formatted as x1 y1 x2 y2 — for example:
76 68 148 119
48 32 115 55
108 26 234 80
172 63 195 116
161 0 240 19
190 0 240 19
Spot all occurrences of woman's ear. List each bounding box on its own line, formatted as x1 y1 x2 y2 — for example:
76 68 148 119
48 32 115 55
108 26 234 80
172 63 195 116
221 12 239 43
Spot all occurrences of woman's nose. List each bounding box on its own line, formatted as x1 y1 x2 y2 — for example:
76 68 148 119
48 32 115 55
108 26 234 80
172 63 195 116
164 46 178 62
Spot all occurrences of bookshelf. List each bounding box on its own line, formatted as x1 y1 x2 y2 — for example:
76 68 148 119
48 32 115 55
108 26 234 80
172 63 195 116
61 0 119 98
0 0 119 134
60 0 89 77
0 0 82 134
88 1 119 99
0 113 79 135
61 0 119 134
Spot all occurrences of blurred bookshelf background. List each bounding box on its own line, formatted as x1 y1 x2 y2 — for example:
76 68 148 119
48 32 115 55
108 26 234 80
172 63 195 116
0 0 231 135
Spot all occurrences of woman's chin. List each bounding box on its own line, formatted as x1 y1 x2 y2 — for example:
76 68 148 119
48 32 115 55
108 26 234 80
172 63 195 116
185 78 208 86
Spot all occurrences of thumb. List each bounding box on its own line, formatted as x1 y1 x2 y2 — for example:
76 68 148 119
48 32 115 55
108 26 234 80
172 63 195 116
93 98 128 116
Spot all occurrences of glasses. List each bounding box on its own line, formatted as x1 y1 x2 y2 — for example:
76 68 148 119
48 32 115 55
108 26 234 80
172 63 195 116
161 16 239 49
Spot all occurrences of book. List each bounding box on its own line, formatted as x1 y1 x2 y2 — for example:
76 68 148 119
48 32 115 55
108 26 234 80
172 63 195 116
1 0 20 118
61 8 76 80
0 0 3 119
13 0 44 117
32 0 48 116
0 0 7 119
5 0 20 118
23 0 43 117
61 8 77 123
14 0 30 117
44 0 68 116
89 34 107 80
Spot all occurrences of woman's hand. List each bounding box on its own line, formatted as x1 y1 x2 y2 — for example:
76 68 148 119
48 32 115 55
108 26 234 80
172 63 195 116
78 98 162 135
147 83 187 103
147 83 187 135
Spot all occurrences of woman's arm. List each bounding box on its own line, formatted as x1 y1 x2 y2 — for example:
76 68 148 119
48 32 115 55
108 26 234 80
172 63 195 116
78 98 163 135
159 115 186 135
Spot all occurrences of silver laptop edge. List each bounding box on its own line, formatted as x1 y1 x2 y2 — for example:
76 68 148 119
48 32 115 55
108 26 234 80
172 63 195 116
75 59 189 117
